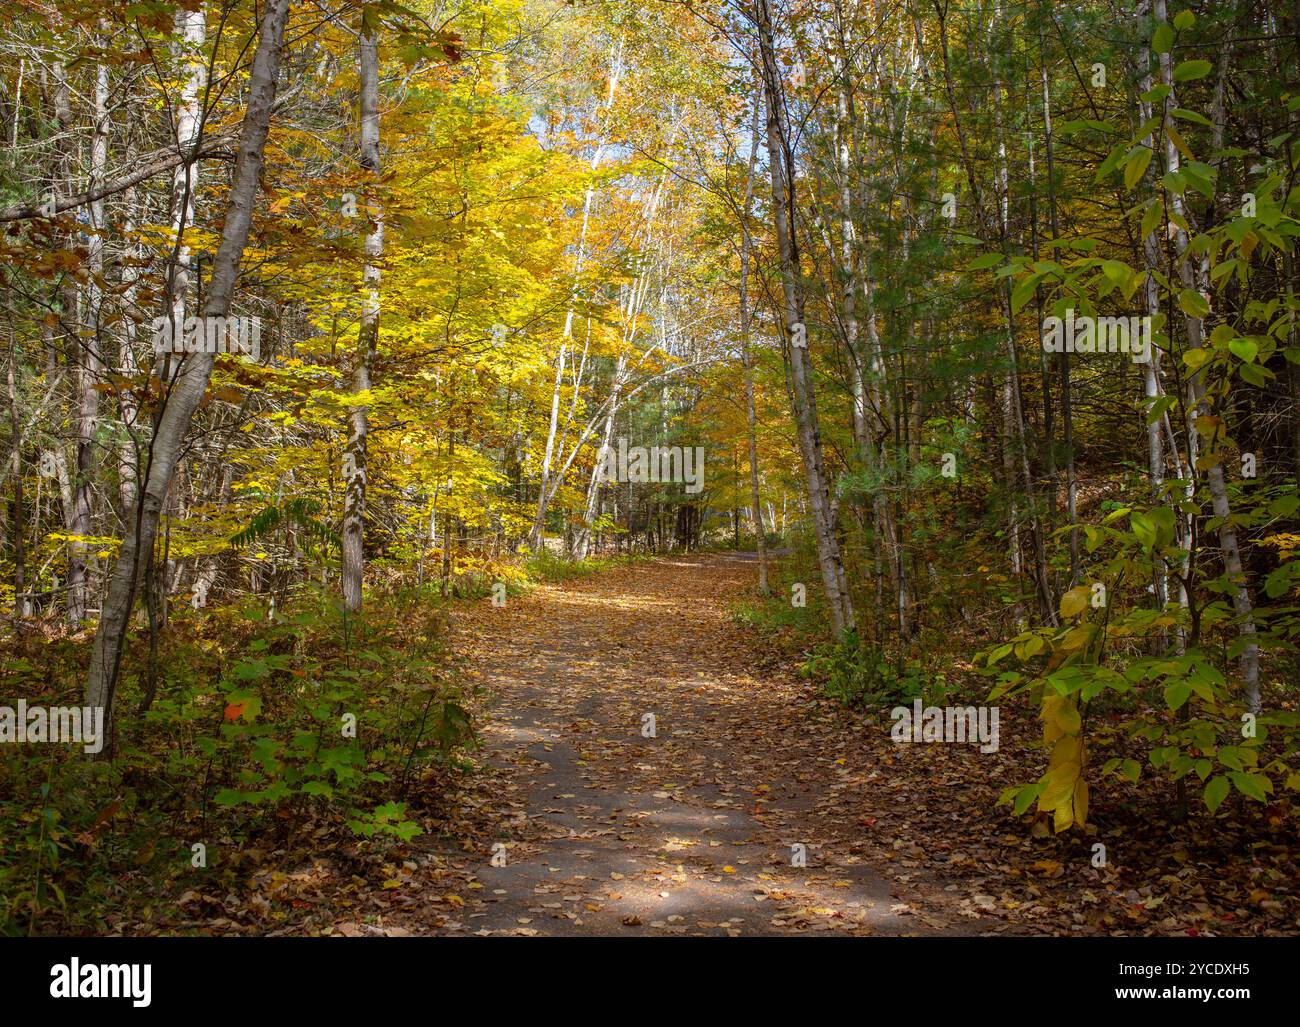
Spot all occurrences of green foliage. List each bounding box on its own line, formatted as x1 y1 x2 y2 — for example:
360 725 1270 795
228 497 340 555
980 502 1300 831
524 548 647 583
0 586 475 935
804 631 945 709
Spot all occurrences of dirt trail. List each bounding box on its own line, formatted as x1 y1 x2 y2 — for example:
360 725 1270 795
418 553 990 936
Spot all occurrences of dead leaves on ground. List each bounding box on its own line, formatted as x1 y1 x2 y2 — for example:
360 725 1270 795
106 555 1300 936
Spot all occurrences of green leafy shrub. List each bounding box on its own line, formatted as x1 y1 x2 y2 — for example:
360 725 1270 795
0 584 475 935
803 631 944 708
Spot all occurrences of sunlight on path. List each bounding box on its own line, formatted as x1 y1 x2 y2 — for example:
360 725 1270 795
427 554 988 936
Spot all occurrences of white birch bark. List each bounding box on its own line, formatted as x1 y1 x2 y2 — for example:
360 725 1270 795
342 25 383 612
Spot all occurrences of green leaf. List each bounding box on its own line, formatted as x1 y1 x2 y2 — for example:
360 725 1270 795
1152 23 1174 54
1228 771 1271 802
1239 361 1269 387
1141 84 1172 104
1228 338 1259 363
1181 161 1216 198
1173 10 1195 30
1124 146 1154 190
1060 585 1091 618
1096 143 1128 181
1164 681 1192 710
1130 510 1157 549
1141 198 1162 238
1101 259 1131 284
1014 783 1045 815
1178 288 1210 318
1010 274 1041 314
1171 107 1212 126
1269 494 1299 518
1173 60 1213 82
1203 775 1230 813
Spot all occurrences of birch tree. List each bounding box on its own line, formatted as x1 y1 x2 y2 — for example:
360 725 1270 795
342 19 383 612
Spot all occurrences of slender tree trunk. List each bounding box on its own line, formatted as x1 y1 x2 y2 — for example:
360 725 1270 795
50 56 89 625
117 186 143 515
1152 0 1259 709
342 24 383 612
7 348 26 620
531 38 623 550
738 67 769 593
1135 26 1172 646
1037 0 1078 586
85 0 293 749
574 350 625 561
163 8 207 376
754 0 854 634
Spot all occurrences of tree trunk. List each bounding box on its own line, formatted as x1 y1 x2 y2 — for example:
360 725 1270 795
85 0 293 750
1152 0 1259 709
342 24 383 612
754 0 854 635
531 38 623 550
738 79 769 592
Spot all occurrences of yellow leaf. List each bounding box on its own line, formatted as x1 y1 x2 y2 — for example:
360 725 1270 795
1039 768 1076 812
1048 735 1083 770
1060 625 1093 652
1053 698 1081 735
1041 694 1067 743
1040 737 1084 812
1060 585 1090 619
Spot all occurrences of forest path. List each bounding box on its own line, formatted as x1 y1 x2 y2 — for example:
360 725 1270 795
418 553 990 936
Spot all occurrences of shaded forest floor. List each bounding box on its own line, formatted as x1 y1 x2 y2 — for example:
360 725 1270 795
308 554 1296 937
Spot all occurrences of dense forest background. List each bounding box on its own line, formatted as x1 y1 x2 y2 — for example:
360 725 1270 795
1 0 1298 936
